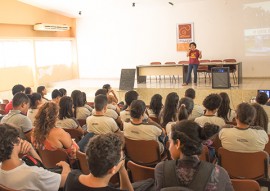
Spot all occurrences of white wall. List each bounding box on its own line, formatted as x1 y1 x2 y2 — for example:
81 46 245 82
77 0 270 78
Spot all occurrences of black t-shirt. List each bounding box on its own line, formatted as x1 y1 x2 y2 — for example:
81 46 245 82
64 170 125 191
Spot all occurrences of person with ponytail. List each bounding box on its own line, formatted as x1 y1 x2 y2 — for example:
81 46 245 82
219 102 268 152
27 93 42 124
155 120 233 191
166 97 194 135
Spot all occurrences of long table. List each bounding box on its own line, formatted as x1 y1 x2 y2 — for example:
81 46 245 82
136 62 242 85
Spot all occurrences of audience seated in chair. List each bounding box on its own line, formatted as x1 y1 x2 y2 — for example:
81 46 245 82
64 133 134 191
256 91 270 130
51 89 63 105
123 100 165 154
155 120 233 191
1 92 32 139
31 102 79 159
0 123 70 191
184 88 204 119
159 92 179 127
147 94 163 119
71 90 91 120
4 84 25 114
27 92 42 125
219 102 268 153
217 92 236 123
37 85 49 104
166 97 194 135
195 93 226 128
251 103 269 133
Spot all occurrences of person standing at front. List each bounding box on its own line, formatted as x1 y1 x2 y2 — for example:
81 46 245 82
182 42 202 86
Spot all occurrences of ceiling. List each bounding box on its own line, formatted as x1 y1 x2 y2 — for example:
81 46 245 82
19 0 204 18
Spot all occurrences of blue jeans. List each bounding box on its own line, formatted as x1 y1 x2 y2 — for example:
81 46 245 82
185 64 199 84
78 132 95 152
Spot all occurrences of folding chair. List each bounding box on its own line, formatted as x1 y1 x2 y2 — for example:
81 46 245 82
37 149 69 168
63 128 84 142
231 179 261 191
127 161 155 182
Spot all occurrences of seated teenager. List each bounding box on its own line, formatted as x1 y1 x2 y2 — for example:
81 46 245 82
51 89 63 105
59 88 67 96
195 93 226 128
71 90 91 120
219 102 269 153
64 133 134 191
123 100 165 153
184 88 204 119
87 94 120 135
147 94 163 118
1 92 32 139
37 85 49 104
217 92 236 123
155 120 233 191
31 102 79 159
4 84 25 114
256 91 270 127
25 87 33 95
251 103 269 133
27 92 42 125
0 123 71 191
82 92 93 113
166 97 194 135
103 83 119 103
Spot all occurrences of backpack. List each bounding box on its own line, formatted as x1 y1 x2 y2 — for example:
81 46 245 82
161 160 214 191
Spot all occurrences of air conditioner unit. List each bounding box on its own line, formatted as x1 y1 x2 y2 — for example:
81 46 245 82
33 23 70 32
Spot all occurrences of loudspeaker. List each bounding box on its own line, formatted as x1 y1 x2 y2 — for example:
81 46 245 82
212 67 230 89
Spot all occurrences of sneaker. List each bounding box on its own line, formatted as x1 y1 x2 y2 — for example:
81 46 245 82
182 83 188 86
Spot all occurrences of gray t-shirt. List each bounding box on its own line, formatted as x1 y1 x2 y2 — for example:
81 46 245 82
1 110 32 138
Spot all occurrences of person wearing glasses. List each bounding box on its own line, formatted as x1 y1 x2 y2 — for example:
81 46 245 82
64 133 134 191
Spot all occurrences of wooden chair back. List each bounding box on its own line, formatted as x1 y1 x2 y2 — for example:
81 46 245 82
210 59 222 62
124 137 163 166
231 179 261 191
164 62 176 65
218 147 268 180
63 128 84 142
77 119 86 127
223 59 237 62
76 151 90 174
127 161 155 182
178 61 189 65
150 62 161 65
264 134 270 155
37 149 69 168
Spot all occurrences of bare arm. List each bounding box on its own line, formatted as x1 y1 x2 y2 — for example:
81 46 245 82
56 161 71 188
20 140 42 162
119 166 134 191
186 49 191 57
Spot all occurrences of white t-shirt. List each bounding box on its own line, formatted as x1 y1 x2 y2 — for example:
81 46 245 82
27 108 39 125
56 118 78 129
76 107 91 120
195 115 226 128
219 126 269 153
189 104 205 120
92 108 118 120
120 110 148 122
0 162 61 191
166 121 176 135
87 115 119 134
123 122 164 153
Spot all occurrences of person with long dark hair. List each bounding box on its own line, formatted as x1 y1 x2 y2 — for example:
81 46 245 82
71 90 91 120
148 94 163 118
251 103 269 133
27 92 42 124
217 92 236 123
155 120 233 191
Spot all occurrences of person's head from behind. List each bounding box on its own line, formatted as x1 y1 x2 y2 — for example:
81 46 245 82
71 90 84 107
102 84 111 93
37 86 47 97
162 92 179 126
25 87 32 95
86 133 124 178
130 100 146 120
95 89 107 97
59 96 74 120
149 94 163 116
169 120 219 160
256 92 269 105
125 90 139 106
12 92 30 114
27 93 42 109
51 89 63 104
33 102 59 145
0 123 21 162
189 42 197 50
12 84 25 96
95 94 108 112
235 102 256 126
203 93 222 112
82 92 87 104
59 88 67 96
178 97 194 121
217 92 231 121
185 88 195 99
251 103 268 132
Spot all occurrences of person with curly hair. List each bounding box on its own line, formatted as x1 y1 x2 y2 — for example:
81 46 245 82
155 120 233 191
159 92 179 127
217 92 236 123
31 102 79 159
0 123 70 191
195 93 226 128
219 103 269 152
147 94 163 118
64 133 134 191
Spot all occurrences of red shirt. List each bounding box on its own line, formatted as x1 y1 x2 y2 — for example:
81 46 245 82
4 100 13 114
188 49 200 64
